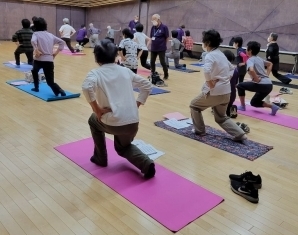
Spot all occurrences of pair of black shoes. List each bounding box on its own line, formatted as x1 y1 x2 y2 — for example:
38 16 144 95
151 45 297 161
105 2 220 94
31 88 66 96
229 171 262 203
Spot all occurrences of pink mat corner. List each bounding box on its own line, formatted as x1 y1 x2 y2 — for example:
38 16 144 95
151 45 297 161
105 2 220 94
61 50 86 56
54 138 224 232
235 101 298 130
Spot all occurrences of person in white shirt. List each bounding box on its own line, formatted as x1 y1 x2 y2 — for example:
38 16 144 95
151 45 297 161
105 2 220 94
59 18 76 53
190 30 246 141
134 23 151 70
82 39 155 179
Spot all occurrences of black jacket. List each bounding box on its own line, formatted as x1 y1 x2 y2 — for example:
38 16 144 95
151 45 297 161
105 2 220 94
266 42 279 70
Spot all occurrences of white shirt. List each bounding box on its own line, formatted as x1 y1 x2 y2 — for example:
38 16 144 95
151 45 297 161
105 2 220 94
202 48 233 95
82 64 152 126
134 32 149 50
59 24 76 38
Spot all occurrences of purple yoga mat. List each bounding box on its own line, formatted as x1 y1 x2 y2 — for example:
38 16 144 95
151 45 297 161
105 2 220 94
55 138 224 232
235 101 298 130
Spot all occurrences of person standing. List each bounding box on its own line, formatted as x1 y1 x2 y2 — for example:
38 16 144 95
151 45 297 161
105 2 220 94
148 14 169 80
266 33 292 84
76 24 89 47
106 26 121 43
89 23 101 48
82 39 155 179
190 30 246 141
59 18 76 53
233 37 248 83
12 19 34 67
134 23 151 70
128 15 139 34
177 25 185 59
31 17 66 96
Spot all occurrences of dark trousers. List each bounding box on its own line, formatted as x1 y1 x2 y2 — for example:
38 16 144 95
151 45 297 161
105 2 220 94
140 50 151 70
226 89 237 116
150 50 168 76
238 74 246 83
31 60 63 96
106 37 115 43
61 38 75 53
237 82 273 107
77 38 89 46
88 113 153 174
181 49 199 59
272 69 291 84
14 49 33 65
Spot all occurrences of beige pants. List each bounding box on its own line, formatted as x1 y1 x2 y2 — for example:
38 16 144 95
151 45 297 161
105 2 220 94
89 34 98 48
88 113 153 174
190 93 245 138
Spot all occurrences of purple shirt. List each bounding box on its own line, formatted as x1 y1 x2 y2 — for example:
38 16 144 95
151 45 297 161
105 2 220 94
176 28 184 42
150 23 169 52
128 20 139 33
31 31 65 62
76 28 87 41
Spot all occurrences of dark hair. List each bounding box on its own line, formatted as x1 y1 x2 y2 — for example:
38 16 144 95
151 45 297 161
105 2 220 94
171 30 178 38
223 50 235 62
21 19 31 29
32 16 38 21
202 29 223 48
122 28 134 39
270 33 278 41
181 25 185 29
135 23 144 32
246 41 261 55
185 30 190 36
33 17 47 31
233 37 243 47
81 24 85 28
94 39 118 64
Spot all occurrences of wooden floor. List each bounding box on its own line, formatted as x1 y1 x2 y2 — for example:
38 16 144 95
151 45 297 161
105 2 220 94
0 41 298 235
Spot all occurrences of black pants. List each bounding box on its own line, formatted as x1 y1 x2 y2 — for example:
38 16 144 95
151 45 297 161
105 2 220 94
31 60 63 96
140 50 151 70
272 69 291 84
183 49 199 59
61 38 75 53
238 74 246 83
150 50 168 76
237 82 273 107
14 49 33 65
77 38 89 46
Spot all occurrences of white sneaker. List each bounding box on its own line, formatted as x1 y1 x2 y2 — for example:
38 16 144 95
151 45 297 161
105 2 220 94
279 87 293 94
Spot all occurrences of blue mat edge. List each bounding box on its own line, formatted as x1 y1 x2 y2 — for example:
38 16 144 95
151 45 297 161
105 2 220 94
190 63 204 67
6 79 80 102
133 87 170 95
156 63 200 73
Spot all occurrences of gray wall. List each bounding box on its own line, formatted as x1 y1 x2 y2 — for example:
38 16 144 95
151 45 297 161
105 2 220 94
87 0 298 52
0 1 86 40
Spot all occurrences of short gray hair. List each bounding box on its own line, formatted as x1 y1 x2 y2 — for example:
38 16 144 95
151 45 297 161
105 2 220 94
152 14 160 20
89 23 93 27
270 33 278 41
63 18 69 24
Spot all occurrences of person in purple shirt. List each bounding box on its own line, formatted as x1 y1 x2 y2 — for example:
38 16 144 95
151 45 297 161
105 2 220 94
149 14 169 80
76 24 89 47
31 17 66 96
128 15 139 34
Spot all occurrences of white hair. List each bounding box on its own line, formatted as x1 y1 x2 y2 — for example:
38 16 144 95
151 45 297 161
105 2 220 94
89 23 93 27
107 26 111 29
63 18 69 24
152 14 160 20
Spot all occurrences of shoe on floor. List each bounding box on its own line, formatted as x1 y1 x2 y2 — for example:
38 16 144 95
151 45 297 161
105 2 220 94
191 128 206 136
237 105 246 111
229 171 262 189
144 163 155 179
233 134 247 142
279 87 293 94
31 88 39 92
90 156 107 167
230 105 238 118
230 181 259 203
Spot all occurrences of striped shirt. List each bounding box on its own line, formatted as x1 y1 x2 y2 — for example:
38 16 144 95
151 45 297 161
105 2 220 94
12 28 34 52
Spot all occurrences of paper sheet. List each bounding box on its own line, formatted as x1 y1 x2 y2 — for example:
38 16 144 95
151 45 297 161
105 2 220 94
163 112 188 121
163 118 191 129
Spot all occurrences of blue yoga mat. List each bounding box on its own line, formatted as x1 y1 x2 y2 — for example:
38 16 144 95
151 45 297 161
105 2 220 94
156 64 200 73
190 63 204 67
285 74 298 79
6 80 80 102
3 63 43 73
134 87 170 95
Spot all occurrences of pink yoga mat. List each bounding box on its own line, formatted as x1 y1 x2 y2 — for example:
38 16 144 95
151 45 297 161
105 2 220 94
55 138 224 232
235 101 298 130
61 50 86 55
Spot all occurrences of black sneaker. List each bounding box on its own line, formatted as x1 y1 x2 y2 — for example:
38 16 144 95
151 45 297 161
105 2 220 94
229 171 262 189
236 122 250 133
231 181 259 203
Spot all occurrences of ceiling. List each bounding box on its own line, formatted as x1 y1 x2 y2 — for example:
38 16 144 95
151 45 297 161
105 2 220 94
21 0 135 8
